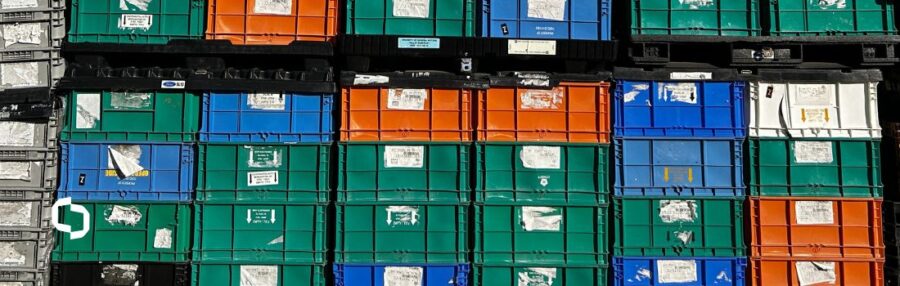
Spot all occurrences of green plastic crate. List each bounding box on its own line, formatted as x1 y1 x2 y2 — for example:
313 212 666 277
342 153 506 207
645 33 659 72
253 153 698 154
630 0 761 36
62 91 200 142
197 143 330 203
335 202 468 263
769 0 896 36
749 138 882 197
476 143 608 205
345 0 475 36
474 264 608 286
192 203 326 264
68 0 206 44
338 142 469 203
192 263 326 286
613 197 745 257
475 204 609 266
52 202 191 262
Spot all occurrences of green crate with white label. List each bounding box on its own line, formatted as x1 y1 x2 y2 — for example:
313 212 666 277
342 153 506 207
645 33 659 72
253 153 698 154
61 91 200 142
196 143 330 203
68 0 206 44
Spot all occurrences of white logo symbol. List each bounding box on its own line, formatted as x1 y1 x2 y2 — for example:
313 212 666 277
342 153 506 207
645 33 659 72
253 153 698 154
539 176 550 187
52 197 91 239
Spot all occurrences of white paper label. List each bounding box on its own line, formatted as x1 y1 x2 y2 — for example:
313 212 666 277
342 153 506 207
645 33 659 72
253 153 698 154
120 0 151 11
254 0 292 15
393 0 429 18
248 93 286 110
675 231 693 244
110 92 152 109
387 89 427 110
0 242 25 267
1 62 39 88
353 74 389 85
815 0 847 9
521 89 563 110
623 84 649 103
795 201 834 225
0 282 25 286
0 162 29 180
657 260 699 283
0 122 34 147
679 0 714 9
660 83 697 104
118 14 152 30
1 0 38 9
659 200 697 223
521 206 561 231
796 261 836 286
794 85 832 106
248 171 279 186
108 145 145 178
153 228 172 249
102 264 139 286
246 146 282 168
386 206 419 226
2 23 42 48
246 209 277 224
793 141 833 164
670 72 713 80
384 267 423 286
508 40 557 55
384 146 424 168
527 0 566 20
0 201 31 226
240 265 278 286
76 93 101 129
520 146 561 169
105 205 143 226
517 268 557 286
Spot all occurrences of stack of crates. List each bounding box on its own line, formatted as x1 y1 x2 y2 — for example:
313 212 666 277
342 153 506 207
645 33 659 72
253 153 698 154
747 70 885 285
473 72 610 285
611 69 748 286
0 0 65 96
334 72 479 285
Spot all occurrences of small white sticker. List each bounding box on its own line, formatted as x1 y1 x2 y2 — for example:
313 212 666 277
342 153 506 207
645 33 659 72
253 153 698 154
527 0 566 20
353 74 389 85
795 201 834 225
521 206 561 231
521 89 563 110
794 85 832 106
248 171 279 187
508 39 557 56
387 89 427 110
108 145 145 178
76 93 101 129
246 146 282 168
384 146 424 168
670 72 713 80
679 0 714 9
0 162 29 180
517 73 551 87
120 0 151 11
105 205 143 226
675 231 693 244
118 14 153 30
254 0 292 15
2 23 42 48
0 242 25 267
793 141 833 164
657 260 699 283
393 0 429 18
660 83 697 104
246 209 277 224
248 93 286 110
520 146 561 169
1 0 38 9
796 261 836 286
0 122 34 147
153 228 172 249
102 264 139 286
267 235 284 245
659 200 697 223
161 80 185 89
384 267 423 286
1 62 40 88
0 201 31 226
517 268 557 286
386 206 419 226
623 84 649 103
240 265 278 286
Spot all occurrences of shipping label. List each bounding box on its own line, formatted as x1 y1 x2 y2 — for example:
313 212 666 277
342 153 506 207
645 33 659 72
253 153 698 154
794 84 833 106
670 72 712 80
660 83 698 104
815 0 847 9
118 14 153 30
2 23 42 48
398 37 440 49
0 242 26 267
520 88 563 110
520 146 561 169
384 146 424 168
656 260 699 283
521 206 561 231
248 171 279 187
793 141 833 164
246 146 282 168
508 39 557 55
393 0 429 18
107 145 146 178
0 122 34 147
76 93 101 129
387 89 427 110
796 261 836 286
240 265 278 286
1 62 40 88
795 201 834 225
0 201 30 227
1 0 39 9
110 92 153 110
247 209 277 224
679 0 714 9
517 268 557 286
254 0 292 15
105 205 143 226
527 0 566 20
384 266 423 286
102 264 139 286
248 93 286 110
386 206 419 226
153 228 172 249
659 200 697 223
0 162 29 181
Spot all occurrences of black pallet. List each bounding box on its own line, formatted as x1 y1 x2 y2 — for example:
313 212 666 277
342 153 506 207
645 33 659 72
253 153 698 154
0 88 52 104
0 101 56 120
63 40 334 56
51 262 190 286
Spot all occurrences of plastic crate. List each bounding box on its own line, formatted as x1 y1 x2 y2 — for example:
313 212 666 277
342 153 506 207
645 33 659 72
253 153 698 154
0 56 64 92
481 0 610 40
614 138 744 197
50 262 190 286
192 263 326 286
475 204 608 265
614 197 745 257
51 202 191 262
196 143 330 203
0 0 65 12
337 142 469 203
335 202 468 264
750 196 883 259
768 0 895 36
474 264 608 286
613 257 747 286
748 138 882 197
345 0 475 36
0 269 46 286
628 0 761 37
333 263 469 286
475 142 608 205
0 11 65 50
750 257 884 286
200 92 334 143
192 203 326 264
0 109 59 150
205 0 338 44
0 148 55 190
61 91 200 142
0 198 50 231
67 0 205 44
0 229 52 272
58 142 194 202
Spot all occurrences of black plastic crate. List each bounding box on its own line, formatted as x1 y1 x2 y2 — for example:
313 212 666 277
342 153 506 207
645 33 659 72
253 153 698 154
50 262 190 286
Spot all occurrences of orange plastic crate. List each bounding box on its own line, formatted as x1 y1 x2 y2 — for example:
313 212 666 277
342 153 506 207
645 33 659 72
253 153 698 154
750 257 884 286
749 196 884 259
206 0 338 44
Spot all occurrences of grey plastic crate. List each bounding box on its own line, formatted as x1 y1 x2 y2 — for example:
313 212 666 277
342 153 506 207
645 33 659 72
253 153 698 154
0 199 50 231
0 12 65 50
0 0 65 13
0 149 56 190
0 54 63 92
0 109 59 150
0 229 52 271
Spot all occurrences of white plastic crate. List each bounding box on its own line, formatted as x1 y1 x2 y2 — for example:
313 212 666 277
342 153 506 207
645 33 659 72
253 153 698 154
0 10 65 50
0 53 63 92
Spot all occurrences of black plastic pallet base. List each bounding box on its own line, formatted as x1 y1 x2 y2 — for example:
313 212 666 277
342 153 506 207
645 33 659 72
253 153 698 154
63 40 334 56
0 101 56 120
0 87 52 104
51 262 190 286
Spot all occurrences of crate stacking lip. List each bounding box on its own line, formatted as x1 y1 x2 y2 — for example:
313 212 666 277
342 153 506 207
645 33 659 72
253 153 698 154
192 203 326 264
192 263 327 286
749 196 883 259
338 142 469 203
58 142 194 202
345 0 475 36
748 138 882 197
0 148 56 190
750 257 884 286
476 142 609 205
50 262 190 286
614 138 744 197
201 92 333 143
0 55 64 92
0 229 52 271
768 0 896 36
333 263 469 286
613 257 747 286
474 263 608 286
205 0 339 44
51 202 191 262
0 10 65 51
614 197 745 257
62 91 200 142
196 143 330 203
629 0 761 37
475 203 608 266
481 0 611 40
68 0 205 44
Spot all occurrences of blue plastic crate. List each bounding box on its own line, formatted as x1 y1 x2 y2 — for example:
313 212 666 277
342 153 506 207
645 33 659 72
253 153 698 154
614 80 746 138
481 0 611 40
613 257 746 286
200 92 333 143
58 142 194 202
334 264 469 286
614 138 744 197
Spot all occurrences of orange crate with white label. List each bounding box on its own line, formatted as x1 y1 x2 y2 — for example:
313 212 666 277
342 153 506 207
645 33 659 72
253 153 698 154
206 0 339 44
750 257 884 286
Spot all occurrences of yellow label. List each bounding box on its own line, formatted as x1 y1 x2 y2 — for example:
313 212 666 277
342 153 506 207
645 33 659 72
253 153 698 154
663 167 694 183
105 170 150 177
